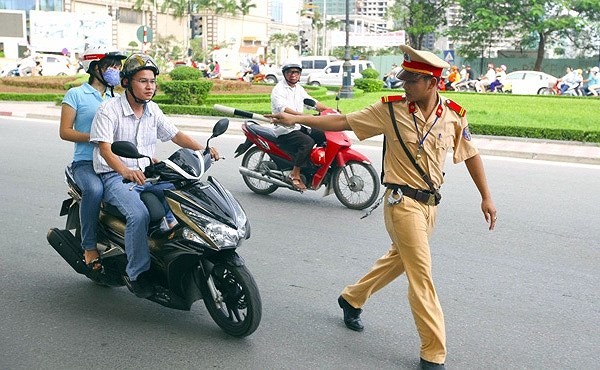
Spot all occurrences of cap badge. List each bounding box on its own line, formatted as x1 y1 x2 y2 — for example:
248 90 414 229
403 52 411 62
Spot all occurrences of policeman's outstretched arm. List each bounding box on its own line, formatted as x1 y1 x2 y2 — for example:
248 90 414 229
266 111 350 132
464 154 497 231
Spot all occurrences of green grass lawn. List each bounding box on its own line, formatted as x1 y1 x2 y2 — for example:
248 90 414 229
229 90 600 142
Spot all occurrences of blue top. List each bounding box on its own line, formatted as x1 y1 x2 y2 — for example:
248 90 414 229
62 83 109 162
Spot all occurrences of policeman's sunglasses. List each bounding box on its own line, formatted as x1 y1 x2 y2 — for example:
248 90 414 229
284 69 301 75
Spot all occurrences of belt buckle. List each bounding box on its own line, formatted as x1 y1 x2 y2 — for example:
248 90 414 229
426 194 436 206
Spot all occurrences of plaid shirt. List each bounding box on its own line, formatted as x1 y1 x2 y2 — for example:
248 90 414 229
90 93 178 174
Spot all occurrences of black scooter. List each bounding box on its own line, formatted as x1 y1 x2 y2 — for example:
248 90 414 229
47 119 262 337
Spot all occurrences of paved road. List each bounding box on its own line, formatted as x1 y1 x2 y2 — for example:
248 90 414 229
1 117 599 369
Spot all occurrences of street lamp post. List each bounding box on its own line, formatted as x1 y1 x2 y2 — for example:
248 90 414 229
339 0 353 99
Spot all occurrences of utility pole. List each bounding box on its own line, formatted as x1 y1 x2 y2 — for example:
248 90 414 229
339 0 353 99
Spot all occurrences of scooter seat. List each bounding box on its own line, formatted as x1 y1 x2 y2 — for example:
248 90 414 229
102 192 166 225
246 122 278 142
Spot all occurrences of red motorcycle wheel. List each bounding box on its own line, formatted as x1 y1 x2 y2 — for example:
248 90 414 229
240 147 279 195
332 161 380 210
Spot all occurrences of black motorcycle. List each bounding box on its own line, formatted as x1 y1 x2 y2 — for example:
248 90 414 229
47 119 262 337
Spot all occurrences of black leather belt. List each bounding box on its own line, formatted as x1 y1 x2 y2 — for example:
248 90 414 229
386 184 441 206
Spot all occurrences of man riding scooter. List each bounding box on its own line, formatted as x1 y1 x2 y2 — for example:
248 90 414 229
90 53 219 298
270 60 332 191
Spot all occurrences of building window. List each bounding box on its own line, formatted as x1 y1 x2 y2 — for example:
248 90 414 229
119 8 142 24
271 0 283 23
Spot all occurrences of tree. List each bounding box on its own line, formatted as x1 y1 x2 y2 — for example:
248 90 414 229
387 0 450 50
446 1 510 68
235 0 257 42
448 0 600 71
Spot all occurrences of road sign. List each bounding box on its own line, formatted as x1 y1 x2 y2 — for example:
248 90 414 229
444 50 455 63
136 25 153 43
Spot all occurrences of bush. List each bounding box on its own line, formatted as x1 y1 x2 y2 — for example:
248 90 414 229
354 78 383 92
361 68 379 79
169 66 202 81
159 79 213 105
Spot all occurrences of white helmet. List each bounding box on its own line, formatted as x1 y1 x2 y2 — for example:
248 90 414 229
82 45 127 72
281 60 302 74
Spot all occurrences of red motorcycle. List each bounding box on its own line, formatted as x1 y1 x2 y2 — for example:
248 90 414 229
214 102 380 210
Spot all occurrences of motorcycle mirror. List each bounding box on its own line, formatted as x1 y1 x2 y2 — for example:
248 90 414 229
111 141 147 159
303 98 317 108
212 118 229 138
204 118 229 154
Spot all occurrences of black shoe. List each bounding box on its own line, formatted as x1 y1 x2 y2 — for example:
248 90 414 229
338 295 364 332
420 358 445 370
127 274 154 298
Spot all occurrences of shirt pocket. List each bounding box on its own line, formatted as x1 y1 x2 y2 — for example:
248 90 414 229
433 134 454 163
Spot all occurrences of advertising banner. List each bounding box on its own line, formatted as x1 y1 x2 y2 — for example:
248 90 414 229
29 11 112 54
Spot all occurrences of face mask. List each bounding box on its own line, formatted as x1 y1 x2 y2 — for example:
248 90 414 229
102 67 121 87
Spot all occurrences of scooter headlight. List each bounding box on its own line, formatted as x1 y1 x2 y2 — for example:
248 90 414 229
181 205 246 249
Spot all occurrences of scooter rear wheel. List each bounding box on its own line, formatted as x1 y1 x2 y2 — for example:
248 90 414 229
201 263 262 337
241 146 279 195
332 161 380 210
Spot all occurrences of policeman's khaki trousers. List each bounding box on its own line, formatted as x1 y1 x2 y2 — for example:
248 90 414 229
341 192 446 364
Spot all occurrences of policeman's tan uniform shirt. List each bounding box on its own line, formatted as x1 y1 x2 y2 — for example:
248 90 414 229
346 95 478 189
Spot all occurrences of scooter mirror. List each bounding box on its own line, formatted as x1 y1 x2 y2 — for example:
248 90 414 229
303 98 317 108
112 141 146 159
212 118 229 138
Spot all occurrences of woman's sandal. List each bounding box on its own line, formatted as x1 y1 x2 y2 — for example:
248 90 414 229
288 175 307 192
84 250 103 272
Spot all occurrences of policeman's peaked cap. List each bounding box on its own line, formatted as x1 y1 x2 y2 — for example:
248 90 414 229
398 45 450 79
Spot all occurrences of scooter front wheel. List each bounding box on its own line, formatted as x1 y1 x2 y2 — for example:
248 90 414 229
201 263 262 337
241 146 279 195
332 161 380 210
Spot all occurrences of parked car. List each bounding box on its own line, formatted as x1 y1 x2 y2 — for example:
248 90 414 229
263 55 337 84
306 60 375 86
502 70 557 95
38 54 76 76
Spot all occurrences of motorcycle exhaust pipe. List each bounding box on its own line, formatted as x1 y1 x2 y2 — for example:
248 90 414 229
238 167 294 189
47 228 88 275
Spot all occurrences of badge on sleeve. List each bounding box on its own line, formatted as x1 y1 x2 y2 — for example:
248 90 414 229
462 125 472 141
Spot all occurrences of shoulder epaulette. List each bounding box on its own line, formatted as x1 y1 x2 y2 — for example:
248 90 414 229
445 99 467 117
381 95 406 103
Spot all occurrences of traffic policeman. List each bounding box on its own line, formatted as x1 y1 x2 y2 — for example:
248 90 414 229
266 45 497 370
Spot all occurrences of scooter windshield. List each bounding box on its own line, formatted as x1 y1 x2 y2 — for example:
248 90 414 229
167 149 202 178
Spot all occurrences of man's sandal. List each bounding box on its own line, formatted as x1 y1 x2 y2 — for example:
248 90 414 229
288 176 307 192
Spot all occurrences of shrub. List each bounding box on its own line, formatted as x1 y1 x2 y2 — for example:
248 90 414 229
361 68 379 79
354 78 383 92
169 66 202 81
159 79 213 105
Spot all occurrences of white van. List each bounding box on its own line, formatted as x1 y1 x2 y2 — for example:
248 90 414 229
263 55 337 84
306 60 375 86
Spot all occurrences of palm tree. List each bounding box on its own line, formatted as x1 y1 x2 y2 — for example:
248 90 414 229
235 0 256 43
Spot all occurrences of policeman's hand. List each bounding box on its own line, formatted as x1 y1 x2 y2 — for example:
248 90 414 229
121 168 146 186
481 198 497 231
265 112 296 127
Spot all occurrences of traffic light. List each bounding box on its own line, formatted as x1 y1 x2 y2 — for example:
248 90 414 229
300 37 308 55
190 15 203 38
299 30 308 55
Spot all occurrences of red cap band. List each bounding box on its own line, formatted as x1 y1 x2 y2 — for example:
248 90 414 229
401 59 443 77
